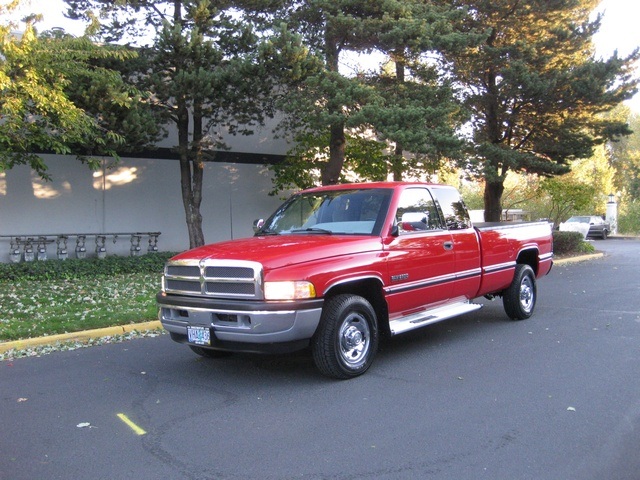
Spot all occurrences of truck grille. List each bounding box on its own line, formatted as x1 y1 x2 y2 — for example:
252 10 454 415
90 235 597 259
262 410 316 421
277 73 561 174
163 259 263 299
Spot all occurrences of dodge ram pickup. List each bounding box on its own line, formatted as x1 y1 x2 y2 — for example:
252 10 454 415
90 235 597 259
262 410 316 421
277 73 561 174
157 182 553 379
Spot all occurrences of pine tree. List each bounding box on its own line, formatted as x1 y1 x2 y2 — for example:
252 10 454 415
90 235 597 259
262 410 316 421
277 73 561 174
443 0 639 221
268 1 380 187
268 0 475 189
64 0 277 248
360 0 476 180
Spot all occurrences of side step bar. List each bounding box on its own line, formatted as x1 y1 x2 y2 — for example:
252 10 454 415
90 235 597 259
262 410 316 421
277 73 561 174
389 301 483 336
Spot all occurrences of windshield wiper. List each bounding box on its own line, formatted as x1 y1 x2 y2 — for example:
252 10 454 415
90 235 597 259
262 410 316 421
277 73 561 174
291 227 333 234
255 228 280 236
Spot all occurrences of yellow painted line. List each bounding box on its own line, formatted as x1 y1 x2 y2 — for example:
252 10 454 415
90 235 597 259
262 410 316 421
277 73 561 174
117 413 147 436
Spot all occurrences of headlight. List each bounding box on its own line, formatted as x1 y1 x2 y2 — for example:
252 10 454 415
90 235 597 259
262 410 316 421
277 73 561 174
264 281 316 300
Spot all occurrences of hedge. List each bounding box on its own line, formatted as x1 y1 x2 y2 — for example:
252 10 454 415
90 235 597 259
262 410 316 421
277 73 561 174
0 252 177 281
552 231 595 256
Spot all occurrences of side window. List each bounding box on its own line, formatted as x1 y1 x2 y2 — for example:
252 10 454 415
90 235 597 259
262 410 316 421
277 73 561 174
432 187 471 230
395 188 443 234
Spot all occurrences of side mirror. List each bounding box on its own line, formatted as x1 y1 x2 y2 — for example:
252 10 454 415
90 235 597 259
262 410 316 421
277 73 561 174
253 219 265 233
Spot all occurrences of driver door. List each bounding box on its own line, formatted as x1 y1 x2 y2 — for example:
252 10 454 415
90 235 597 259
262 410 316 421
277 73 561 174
384 187 456 318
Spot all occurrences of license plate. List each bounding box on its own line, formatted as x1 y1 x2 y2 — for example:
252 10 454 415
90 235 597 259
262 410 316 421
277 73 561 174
187 326 211 346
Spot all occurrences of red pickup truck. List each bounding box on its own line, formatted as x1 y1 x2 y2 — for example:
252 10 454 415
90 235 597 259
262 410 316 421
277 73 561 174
157 182 553 379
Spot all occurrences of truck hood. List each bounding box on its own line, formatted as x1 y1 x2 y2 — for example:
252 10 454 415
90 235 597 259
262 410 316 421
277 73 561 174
170 235 384 270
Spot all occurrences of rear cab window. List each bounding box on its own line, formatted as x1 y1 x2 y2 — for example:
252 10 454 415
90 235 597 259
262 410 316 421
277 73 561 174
430 186 472 230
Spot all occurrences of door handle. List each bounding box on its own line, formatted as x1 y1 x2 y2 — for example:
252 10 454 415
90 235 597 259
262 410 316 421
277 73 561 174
443 241 454 251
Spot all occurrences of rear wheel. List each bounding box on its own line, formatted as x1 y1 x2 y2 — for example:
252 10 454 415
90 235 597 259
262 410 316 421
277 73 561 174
312 294 379 379
503 264 536 320
601 229 608 240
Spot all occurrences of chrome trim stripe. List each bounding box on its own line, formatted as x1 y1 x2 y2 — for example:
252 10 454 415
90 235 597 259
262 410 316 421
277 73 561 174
455 267 482 280
385 274 454 294
483 260 516 274
158 303 295 316
385 268 482 295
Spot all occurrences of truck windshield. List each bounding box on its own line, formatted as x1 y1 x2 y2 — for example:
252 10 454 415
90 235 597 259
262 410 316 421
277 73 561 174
257 188 393 236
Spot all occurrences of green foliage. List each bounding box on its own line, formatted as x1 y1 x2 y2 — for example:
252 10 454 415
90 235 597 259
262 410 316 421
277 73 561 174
53 35 165 155
458 181 484 210
443 0 639 220
609 110 640 202
363 70 466 180
269 131 389 195
541 176 596 226
0 250 177 340
0 252 176 282
64 0 280 248
357 0 475 180
552 231 596 256
618 200 640 235
266 0 474 188
0 11 154 179
0 272 162 341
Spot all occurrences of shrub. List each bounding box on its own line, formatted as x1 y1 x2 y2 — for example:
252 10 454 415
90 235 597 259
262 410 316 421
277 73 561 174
0 252 177 281
552 231 595 256
618 200 640 235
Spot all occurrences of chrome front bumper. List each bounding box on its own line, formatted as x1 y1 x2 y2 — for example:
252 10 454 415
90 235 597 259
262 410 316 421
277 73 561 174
157 293 323 345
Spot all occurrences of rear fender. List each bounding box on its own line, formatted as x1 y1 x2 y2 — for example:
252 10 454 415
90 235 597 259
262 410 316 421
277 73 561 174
516 248 539 275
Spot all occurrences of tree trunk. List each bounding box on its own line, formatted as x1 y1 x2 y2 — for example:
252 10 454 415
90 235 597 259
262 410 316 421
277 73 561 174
174 0 204 249
190 101 205 247
322 122 345 185
392 144 404 181
321 23 345 186
481 35 506 223
177 98 205 249
392 55 405 182
483 179 504 222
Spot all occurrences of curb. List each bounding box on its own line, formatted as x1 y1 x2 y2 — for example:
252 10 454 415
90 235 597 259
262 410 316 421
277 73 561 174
0 320 162 355
553 252 604 265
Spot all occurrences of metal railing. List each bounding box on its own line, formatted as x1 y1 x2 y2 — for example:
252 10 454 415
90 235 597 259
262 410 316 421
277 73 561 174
0 232 161 263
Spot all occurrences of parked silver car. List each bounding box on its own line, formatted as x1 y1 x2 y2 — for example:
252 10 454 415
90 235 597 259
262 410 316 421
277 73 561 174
564 215 610 239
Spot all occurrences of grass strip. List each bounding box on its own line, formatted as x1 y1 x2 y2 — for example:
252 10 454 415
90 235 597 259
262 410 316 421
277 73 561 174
0 272 160 341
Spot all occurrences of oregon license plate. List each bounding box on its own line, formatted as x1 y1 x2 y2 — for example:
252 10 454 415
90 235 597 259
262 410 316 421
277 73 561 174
187 326 211 346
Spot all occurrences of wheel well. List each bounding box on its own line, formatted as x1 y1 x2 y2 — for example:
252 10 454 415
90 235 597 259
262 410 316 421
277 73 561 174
517 248 539 275
324 279 390 337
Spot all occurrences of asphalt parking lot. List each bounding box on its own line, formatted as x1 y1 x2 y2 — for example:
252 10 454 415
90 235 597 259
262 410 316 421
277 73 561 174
1 238 639 480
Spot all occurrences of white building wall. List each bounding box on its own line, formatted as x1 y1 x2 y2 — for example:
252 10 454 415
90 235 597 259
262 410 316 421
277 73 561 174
0 154 288 262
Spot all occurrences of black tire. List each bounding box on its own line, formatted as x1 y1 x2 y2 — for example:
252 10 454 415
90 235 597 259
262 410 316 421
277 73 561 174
312 294 379 379
503 264 537 320
189 345 232 358
601 229 608 240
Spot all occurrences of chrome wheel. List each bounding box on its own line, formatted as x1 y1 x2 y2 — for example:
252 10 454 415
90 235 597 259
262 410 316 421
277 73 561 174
503 264 537 320
519 275 534 314
312 294 379 379
338 312 371 368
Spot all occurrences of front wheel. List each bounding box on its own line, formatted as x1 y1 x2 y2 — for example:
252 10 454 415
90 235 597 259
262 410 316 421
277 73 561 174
312 294 379 379
503 264 537 320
